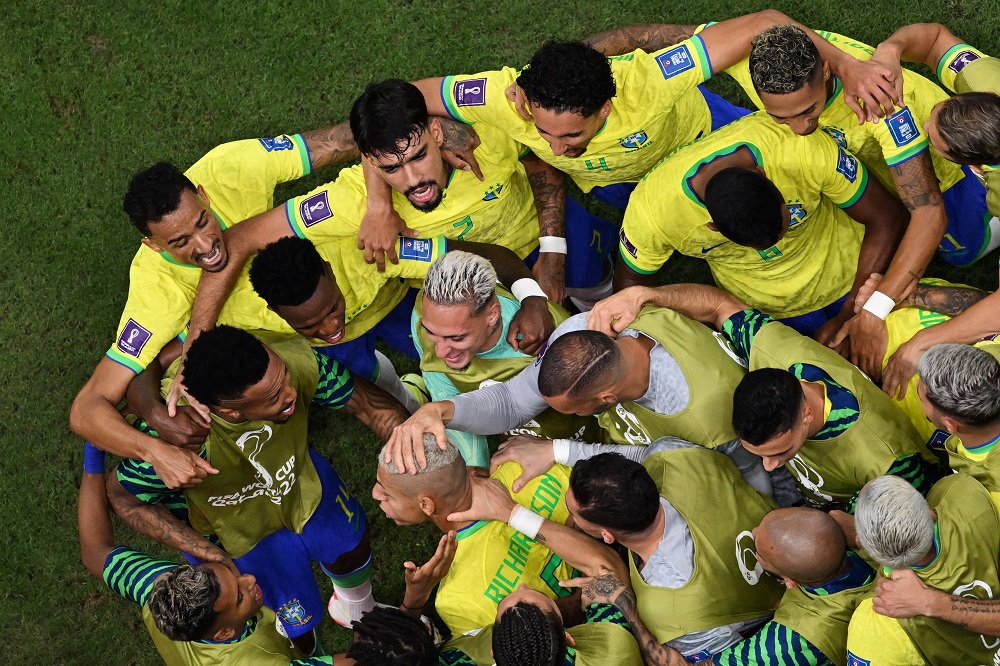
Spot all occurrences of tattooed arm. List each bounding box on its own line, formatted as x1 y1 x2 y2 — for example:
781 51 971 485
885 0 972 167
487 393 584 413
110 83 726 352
105 473 229 563
584 23 698 55
342 375 410 442
874 568 1000 637
299 123 360 170
898 282 990 315
522 153 568 303
570 573 689 666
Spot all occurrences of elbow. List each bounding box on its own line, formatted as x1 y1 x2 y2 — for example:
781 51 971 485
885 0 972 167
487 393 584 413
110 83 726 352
81 548 106 581
757 9 791 27
69 391 90 438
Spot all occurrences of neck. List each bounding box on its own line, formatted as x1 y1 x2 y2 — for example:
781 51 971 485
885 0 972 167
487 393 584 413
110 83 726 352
482 315 504 354
430 477 476 533
614 335 655 402
619 504 665 565
824 75 835 102
801 381 827 438
803 555 852 589
955 423 1000 450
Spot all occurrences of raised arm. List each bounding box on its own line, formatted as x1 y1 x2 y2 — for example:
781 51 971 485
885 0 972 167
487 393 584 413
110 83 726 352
589 284 747 335
522 153 569 305
584 23 698 55
875 23 964 73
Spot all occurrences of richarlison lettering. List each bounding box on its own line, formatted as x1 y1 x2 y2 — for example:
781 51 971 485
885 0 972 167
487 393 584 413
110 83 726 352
484 473 563 603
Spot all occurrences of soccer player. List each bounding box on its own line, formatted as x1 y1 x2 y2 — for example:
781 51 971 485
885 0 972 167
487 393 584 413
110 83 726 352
614 111 908 338
588 284 942 511
186 79 567 387
404 11 896 303
371 434 576 635
79 443 345 664
731 26 995 378
109 326 397 647
846 474 1000 665
411 251 599 467
916 344 1000 508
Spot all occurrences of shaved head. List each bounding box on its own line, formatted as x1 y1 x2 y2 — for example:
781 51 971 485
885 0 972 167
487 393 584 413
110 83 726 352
377 435 469 505
755 507 846 586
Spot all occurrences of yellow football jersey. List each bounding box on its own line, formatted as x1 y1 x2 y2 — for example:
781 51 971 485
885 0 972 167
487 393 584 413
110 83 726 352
435 462 575 635
936 44 998 94
284 124 538 259
726 32 965 197
107 136 310 373
440 32 717 192
619 112 867 318
846 598 928 666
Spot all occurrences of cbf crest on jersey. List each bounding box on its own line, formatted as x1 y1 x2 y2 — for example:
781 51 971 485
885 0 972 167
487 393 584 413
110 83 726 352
619 131 649 150
885 107 920 147
656 44 695 79
949 50 982 73
278 599 312 627
259 136 295 152
836 147 859 183
482 183 504 201
787 203 807 227
822 127 848 149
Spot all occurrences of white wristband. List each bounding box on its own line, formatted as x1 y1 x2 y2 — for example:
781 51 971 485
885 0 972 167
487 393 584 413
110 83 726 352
552 439 571 465
511 278 547 303
508 505 545 539
538 236 568 254
861 290 895 320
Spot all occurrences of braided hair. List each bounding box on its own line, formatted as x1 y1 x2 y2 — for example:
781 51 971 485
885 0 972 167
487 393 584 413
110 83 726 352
492 601 565 666
347 606 437 666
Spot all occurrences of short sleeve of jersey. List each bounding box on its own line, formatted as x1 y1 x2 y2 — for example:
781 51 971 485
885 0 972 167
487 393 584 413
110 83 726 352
626 34 714 105
875 105 930 167
936 44 993 93
103 546 177 607
106 255 195 374
385 237 448 280
284 170 366 241
441 68 520 125
711 621 825 666
721 309 776 361
189 135 312 198
495 461 572 524
311 349 355 410
806 140 870 209
117 457 180 505
583 603 630 629
619 204 676 274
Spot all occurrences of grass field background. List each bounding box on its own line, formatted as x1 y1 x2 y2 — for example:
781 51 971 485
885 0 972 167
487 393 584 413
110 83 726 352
3 0 999 662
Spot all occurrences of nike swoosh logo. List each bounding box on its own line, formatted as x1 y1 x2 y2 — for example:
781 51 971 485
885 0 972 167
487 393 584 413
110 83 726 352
701 241 729 254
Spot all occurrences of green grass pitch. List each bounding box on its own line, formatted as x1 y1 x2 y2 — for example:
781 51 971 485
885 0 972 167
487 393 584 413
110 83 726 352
3 0 998 662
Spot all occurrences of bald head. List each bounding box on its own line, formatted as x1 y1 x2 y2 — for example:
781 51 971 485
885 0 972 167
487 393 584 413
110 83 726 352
537 331 622 399
755 507 846 586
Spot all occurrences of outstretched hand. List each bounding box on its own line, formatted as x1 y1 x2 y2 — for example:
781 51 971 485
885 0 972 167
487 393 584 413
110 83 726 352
491 435 555 493
587 287 650 337
403 531 458 610
839 59 902 124
385 403 451 474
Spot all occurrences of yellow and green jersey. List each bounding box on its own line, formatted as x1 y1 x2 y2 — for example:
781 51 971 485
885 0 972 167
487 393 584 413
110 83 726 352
440 31 717 192
284 125 538 260
620 112 868 318
435 462 575 635
936 44 1000 219
107 136 311 373
727 32 965 198
310 236 446 346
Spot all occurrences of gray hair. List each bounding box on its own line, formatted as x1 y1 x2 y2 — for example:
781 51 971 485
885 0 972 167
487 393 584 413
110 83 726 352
918 343 1000 427
855 476 934 569
378 434 460 476
423 251 497 315
749 25 822 95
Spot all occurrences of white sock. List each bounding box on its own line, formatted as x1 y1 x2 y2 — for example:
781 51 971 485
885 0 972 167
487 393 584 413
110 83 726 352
374 351 421 413
333 580 374 623
566 267 615 312
984 216 1000 256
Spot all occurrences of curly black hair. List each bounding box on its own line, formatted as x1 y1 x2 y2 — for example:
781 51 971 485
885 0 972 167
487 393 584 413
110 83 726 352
732 368 805 446
493 601 565 666
704 167 786 249
517 41 616 116
182 325 270 407
122 162 196 236
346 606 437 666
249 236 326 308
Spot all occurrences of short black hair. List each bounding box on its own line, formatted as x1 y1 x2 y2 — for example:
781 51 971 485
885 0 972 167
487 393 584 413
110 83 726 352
346 606 437 666
705 167 786 248
350 79 430 159
249 236 326 308
537 331 620 399
493 601 565 666
517 40 616 117
937 92 1000 164
570 453 660 533
122 162 197 236
732 368 804 445
182 325 270 407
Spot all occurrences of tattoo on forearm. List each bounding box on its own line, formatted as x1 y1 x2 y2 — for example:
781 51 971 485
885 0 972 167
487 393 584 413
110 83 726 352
344 382 410 441
299 124 360 167
890 157 943 212
904 284 990 315
527 168 567 237
584 24 698 55
110 489 219 559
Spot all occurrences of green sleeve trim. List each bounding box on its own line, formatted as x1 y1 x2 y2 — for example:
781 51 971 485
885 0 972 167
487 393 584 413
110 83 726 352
884 142 929 167
440 76 472 123
285 198 307 238
838 166 869 209
937 44 974 88
617 246 658 274
105 348 144 375
691 33 714 79
291 133 312 176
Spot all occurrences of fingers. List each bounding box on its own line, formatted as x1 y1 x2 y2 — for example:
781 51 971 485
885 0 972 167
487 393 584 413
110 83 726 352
827 320 851 350
511 471 531 494
402 224 419 238
467 154 484 181
194 456 219 475
374 248 387 273
558 577 588 589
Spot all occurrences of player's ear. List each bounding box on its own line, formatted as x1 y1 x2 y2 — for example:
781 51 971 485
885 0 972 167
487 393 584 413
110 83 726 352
429 118 444 147
706 222 719 232
140 237 166 253
940 415 961 435
600 528 617 545
821 59 832 83
783 577 799 590
487 298 501 328
598 99 612 121
565 631 576 647
419 495 436 517
211 626 236 642
196 184 211 209
216 406 242 421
